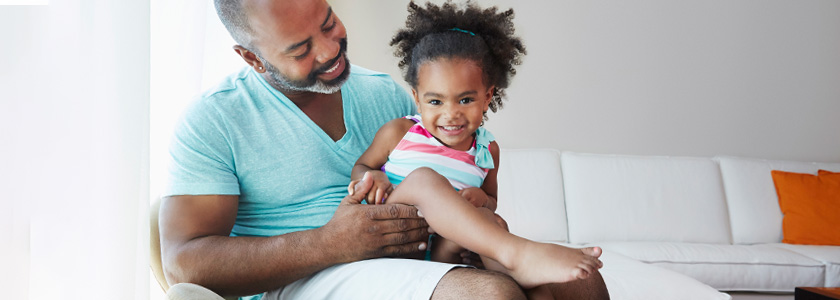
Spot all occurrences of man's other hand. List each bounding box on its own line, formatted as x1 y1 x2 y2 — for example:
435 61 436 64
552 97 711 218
326 172 430 262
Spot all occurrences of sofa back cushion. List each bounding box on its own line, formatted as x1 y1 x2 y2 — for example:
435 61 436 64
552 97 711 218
561 152 731 244
717 156 840 244
496 149 568 242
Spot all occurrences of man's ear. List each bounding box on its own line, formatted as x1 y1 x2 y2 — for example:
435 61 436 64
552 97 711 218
233 45 265 73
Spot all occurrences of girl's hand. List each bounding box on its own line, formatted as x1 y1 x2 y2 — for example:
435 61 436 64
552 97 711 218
348 171 394 204
458 187 489 208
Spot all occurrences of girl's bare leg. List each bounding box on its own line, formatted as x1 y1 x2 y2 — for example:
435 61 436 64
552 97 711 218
386 168 603 288
474 207 516 274
431 211 508 266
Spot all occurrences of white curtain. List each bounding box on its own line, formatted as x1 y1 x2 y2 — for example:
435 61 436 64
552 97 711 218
149 0 242 201
147 1 242 298
0 1 150 299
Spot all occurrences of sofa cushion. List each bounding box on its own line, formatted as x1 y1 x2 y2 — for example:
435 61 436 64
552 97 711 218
561 152 731 244
716 156 840 244
496 149 568 242
595 241 825 292
594 248 731 300
771 243 840 287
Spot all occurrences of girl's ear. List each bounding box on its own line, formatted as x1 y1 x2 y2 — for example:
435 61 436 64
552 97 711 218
411 89 422 113
484 86 495 111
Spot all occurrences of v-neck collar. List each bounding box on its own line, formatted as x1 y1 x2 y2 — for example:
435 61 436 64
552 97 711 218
254 70 353 151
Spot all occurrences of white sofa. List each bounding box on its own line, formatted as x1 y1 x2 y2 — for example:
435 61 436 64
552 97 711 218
163 149 839 300
495 149 840 300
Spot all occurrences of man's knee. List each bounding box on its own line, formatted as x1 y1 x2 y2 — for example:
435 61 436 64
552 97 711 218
546 269 610 300
432 268 525 300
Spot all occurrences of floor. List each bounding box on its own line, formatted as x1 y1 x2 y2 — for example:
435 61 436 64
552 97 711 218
729 292 794 300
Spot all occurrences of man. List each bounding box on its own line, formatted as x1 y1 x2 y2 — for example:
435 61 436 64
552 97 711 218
160 0 609 299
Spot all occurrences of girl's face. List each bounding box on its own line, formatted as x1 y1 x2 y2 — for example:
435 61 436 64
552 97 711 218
412 58 494 151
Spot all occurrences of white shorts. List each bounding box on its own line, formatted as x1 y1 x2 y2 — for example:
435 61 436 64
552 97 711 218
262 258 465 300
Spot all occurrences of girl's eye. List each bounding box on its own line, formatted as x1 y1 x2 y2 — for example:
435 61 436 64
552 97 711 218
460 98 474 104
429 100 442 105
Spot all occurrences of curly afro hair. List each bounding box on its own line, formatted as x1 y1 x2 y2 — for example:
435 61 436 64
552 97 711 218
390 1 526 117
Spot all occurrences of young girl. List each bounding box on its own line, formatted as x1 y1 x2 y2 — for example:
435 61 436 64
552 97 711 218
348 1 603 290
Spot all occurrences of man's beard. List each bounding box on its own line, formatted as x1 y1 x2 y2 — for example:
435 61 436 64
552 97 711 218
262 38 351 94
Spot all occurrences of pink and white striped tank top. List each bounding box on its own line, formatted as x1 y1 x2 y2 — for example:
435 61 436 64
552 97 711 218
381 114 496 190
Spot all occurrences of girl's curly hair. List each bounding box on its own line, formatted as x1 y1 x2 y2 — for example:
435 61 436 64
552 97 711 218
390 1 526 117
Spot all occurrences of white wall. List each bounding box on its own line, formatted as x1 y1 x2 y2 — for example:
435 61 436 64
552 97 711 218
333 0 840 162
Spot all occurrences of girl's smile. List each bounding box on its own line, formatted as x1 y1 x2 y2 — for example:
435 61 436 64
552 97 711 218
412 58 494 151
439 125 466 135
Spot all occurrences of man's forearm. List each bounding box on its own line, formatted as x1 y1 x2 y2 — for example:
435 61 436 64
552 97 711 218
166 227 337 297
161 182 430 297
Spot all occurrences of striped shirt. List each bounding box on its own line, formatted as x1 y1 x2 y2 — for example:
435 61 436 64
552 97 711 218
382 115 494 190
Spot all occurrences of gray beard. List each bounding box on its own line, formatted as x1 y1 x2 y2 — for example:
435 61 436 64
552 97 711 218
262 58 349 95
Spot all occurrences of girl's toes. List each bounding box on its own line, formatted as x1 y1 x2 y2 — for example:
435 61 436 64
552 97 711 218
581 246 602 257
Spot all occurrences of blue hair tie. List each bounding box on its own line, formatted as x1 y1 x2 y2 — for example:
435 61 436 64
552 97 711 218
448 27 475 36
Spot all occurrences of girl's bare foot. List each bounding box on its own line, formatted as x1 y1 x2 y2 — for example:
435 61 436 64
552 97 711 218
505 244 603 289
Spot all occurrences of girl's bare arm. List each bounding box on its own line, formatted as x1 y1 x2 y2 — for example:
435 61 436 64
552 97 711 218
350 118 415 203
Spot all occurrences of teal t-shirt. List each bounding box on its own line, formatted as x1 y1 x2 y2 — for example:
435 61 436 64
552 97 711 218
165 65 415 238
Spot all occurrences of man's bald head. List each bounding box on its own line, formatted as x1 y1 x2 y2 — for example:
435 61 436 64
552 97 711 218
214 0 257 52
215 0 351 94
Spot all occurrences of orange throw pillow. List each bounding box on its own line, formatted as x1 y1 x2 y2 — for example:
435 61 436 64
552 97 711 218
771 170 840 246
819 169 839 175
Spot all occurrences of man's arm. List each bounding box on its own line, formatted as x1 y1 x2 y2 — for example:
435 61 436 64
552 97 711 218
160 177 431 297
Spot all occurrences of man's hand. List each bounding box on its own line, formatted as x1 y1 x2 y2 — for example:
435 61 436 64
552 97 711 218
459 187 490 208
330 172 430 262
347 170 393 204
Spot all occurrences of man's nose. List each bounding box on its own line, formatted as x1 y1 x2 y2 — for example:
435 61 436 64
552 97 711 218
313 35 340 65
